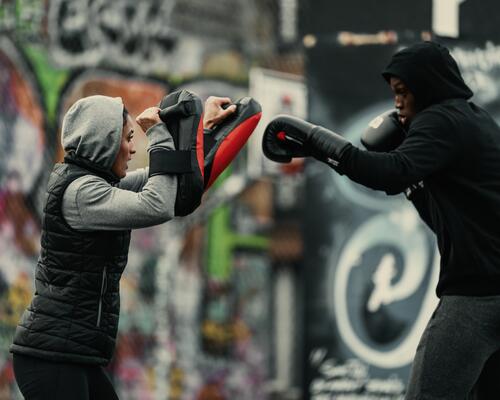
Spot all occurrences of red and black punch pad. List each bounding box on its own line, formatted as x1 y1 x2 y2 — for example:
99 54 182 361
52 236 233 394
203 97 262 189
149 90 204 216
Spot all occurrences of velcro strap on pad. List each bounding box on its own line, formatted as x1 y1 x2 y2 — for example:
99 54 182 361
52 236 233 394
149 149 193 175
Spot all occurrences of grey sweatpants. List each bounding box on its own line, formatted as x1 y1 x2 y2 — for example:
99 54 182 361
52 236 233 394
406 295 500 399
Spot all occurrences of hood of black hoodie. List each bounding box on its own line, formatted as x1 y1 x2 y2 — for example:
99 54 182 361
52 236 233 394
382 42 473 110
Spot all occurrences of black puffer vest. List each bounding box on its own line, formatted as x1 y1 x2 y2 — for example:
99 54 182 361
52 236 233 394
11 162 131 365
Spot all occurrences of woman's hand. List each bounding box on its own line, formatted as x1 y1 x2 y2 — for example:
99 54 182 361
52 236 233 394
203 96 237 129
136 107 161 132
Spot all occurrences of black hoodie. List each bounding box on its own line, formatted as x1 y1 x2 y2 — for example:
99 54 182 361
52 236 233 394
339 42 500 297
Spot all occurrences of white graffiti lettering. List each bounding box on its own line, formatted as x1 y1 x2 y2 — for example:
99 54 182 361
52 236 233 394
310 357 406 398
48 0 178 73
330 208 439 368
451 42 500 104
365 377 405 393
367 254 398 312
452 42 500 72
318 358 368 380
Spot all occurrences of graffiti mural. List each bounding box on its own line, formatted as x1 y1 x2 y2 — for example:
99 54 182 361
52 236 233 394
449 40 500 121
152 149 273 399
48 0 178 73
303 101 439 398
302 2 500 394
0 36 48 399
0 0 299 397
1 1 277 397
46 0 260 76
197 251 272 400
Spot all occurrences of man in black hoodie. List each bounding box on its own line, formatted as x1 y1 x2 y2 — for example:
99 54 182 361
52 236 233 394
263 42 500 398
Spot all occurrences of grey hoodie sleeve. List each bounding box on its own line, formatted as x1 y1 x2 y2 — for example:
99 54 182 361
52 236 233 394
118 123 178 192
62 123 178 231
62 174 177 230
117 121 176 192
117 168 149 192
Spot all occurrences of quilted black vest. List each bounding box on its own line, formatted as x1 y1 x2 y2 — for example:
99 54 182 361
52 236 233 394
11 162 131 365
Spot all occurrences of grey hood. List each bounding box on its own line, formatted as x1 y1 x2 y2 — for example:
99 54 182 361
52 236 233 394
62 95 124 172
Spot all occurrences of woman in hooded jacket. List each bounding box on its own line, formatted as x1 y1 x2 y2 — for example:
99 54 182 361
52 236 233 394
10 95 235 399
263 41 500 398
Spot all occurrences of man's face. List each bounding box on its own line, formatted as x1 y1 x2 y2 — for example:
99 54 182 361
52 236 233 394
390 77 417 127
111 115 135 178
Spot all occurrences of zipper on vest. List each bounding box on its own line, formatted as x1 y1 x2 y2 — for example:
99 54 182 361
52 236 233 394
96 266 107 327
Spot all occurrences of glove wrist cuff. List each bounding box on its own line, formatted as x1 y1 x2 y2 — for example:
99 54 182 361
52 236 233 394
309 126 350 168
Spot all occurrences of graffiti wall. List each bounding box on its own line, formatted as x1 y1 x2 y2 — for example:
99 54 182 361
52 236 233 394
304 45 439 396
301 1 500 399
0 1 290 399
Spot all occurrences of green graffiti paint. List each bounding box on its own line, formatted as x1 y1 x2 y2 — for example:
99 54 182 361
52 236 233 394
207 204 232 280
206 169 270 281
23 45 68 123
232 235 269 249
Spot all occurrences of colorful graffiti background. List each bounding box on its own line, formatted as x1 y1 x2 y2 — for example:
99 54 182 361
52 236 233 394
0 1 295 398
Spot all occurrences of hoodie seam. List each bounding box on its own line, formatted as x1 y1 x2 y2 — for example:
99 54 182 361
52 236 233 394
73 175 104 228
73 180 87 229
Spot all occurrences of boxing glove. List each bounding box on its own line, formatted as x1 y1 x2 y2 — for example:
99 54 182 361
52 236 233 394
262 114 351 168
361 110 406 152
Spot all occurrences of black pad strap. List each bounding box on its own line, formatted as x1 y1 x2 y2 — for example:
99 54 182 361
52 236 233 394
149 149 193 175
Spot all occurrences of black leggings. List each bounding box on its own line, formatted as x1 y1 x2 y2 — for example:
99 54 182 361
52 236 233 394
406 295 500 399
13 354 118 400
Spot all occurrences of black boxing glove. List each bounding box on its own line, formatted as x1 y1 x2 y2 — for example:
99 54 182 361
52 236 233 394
361 110 406 152
262 114 351 169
